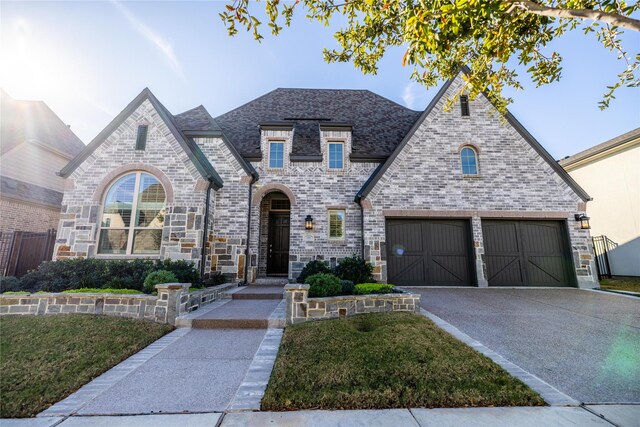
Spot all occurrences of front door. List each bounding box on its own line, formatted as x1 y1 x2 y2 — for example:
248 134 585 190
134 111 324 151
267 212 290 275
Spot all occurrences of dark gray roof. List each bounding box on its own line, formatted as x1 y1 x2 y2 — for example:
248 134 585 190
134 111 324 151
208 88 422 159
1 175 63 208
173 105 221 132
559 127 640 167
1 89 85 158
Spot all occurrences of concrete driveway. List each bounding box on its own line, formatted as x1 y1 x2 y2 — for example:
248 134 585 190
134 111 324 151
416 288 640 404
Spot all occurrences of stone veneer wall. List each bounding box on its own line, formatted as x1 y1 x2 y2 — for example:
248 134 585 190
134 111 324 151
284 284 420 325
362 73 597 288
54 100 208 265
248 128 380 281
0 198 60 232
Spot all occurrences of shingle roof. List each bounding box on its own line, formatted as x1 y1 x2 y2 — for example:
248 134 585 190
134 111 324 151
559 127 640 168
1 89 85 158
207 88 422 159
173 105 221 132
1 175 63 208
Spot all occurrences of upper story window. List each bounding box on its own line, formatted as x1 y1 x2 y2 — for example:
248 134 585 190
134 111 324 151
98 172 166 255
460 95 470 117
328 142 344 169
460 146 478 175
269 141 284 169
328 209 345 240
135 125 148 150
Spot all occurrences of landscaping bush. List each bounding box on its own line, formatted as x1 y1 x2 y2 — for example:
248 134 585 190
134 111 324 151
334 255 374 285
202 271 227 287
354 283 394 295
154 259 200 285
307 273 342 297
62 288 143 294
297 260 331 284
143 270 178 294
0 276 21 293
340 280 355 295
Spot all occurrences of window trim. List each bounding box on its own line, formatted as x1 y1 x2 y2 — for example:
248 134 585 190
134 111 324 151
327 209 346 241
460 145 479 176
97 171 166 256
268 140 285 169
327 141 345 170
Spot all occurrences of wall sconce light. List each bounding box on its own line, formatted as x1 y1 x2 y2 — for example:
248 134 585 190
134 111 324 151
305 215 314 230
574 213 591 230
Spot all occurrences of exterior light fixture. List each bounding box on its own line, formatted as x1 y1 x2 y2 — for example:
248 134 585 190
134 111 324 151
574 213 591 230
305 215 314 230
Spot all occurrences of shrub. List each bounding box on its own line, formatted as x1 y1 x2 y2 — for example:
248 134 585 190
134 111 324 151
334 255 374 285
307 273 342 298
0 276 21 293
340 280 355 295
62 288 143 294
354 283 394 295
297 260 331 284
154 259 200 285
202 271 227 287
143 270 178 294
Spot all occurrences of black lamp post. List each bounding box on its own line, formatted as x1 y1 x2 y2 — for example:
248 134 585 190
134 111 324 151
574 213 591 230
305 215 314 230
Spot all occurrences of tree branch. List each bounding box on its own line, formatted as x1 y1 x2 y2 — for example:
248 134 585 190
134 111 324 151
506 1 640 31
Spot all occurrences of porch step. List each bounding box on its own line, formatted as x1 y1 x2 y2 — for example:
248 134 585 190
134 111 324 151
232 286 284 300
253 277 289 286
191 299 282 330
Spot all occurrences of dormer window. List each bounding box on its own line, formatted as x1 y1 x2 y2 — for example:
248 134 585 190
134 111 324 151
269 141 284 169
328 142 344 169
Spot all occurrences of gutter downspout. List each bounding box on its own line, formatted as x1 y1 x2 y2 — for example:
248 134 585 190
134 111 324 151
243 173 258 284
355 196 365 259
200 182 213 279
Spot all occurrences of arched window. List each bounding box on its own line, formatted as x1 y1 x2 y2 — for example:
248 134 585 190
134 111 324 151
98 172 166 255
460 146 478 175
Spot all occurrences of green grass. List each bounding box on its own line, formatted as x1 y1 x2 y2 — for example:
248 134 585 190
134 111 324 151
600 277 640 294
62 288 143 294
0 315 173 418
262 312 545 411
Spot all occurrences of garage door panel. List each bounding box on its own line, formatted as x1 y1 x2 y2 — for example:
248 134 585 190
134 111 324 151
482 220 573 287
386 219 473 287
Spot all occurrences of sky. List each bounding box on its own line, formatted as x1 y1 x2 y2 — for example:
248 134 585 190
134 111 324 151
1 1 638 159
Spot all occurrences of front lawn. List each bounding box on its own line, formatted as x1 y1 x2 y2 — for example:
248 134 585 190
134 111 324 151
262 312 544 410
600 277 640 294
0 315 173 418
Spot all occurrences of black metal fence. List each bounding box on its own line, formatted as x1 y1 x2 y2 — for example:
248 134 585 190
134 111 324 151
0 229 56 278
592 235 617 280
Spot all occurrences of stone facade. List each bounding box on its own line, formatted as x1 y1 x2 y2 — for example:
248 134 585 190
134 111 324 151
284 284 420 325
0 198 60 232
362 74 597 288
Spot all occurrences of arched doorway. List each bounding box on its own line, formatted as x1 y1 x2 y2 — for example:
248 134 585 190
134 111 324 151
258 191 291 276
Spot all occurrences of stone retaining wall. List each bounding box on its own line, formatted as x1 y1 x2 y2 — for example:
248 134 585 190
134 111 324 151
0 282 237 325
284 284 420 325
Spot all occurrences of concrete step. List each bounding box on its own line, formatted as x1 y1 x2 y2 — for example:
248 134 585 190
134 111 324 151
190 299 282 330
253 277 289 286
232 286 284 300
191 318 268 329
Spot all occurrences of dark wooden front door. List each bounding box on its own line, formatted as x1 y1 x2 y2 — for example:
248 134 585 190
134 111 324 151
482 220 573 287
267 212 290 275
386 219 474 286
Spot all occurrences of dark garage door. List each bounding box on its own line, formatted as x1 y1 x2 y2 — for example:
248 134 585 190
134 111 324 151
482 220 574 287
386 219 474 286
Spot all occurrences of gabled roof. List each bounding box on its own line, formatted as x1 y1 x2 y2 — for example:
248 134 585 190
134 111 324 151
210 88 422 159
559 127 640 168
356 68 591 202
59 88 223 189
1 89 85 158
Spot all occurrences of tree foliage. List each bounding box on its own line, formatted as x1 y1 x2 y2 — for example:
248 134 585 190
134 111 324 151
220 0 639 110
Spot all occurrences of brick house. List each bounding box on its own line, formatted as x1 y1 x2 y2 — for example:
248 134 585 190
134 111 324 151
0 89 85 232
54 70 597 288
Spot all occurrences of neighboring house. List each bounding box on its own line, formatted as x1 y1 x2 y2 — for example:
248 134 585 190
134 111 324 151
54 69 597 289
560 128 640 277
0 89 85 232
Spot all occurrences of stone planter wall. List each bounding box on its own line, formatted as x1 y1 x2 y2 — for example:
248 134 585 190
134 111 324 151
284 284 420 325
0 282 237 325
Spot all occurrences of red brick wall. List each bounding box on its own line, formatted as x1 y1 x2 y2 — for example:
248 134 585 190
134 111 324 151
0 198 60 232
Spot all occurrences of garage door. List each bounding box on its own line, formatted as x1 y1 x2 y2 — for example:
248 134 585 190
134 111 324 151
386 219 474 286
482 220 574 287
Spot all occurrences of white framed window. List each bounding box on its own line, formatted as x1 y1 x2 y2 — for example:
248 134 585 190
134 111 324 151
98 172 166 255
460 146 478 175
328 209 346 240
328 142 344 169
268 141 285 169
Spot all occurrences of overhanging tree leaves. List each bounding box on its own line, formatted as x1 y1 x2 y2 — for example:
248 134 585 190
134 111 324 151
220 0 639 111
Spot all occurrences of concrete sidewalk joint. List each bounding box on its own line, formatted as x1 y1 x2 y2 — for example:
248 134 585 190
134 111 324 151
419 308 581 407
227 328 284 411
37 328 192 418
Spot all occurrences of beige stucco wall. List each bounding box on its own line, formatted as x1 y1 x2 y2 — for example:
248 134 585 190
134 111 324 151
565 143 640 276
